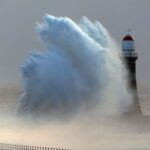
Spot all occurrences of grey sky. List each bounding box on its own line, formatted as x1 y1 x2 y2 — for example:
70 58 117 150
0 0 149 85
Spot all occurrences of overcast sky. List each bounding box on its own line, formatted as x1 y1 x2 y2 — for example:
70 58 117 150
0 0 149 85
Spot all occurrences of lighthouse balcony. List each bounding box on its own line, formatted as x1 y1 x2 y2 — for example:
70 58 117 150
120 51 138 58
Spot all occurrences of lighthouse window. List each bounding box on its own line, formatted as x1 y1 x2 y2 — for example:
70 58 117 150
122 41 134 51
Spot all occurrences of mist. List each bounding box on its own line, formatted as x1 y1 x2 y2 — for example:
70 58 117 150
0 15 150 150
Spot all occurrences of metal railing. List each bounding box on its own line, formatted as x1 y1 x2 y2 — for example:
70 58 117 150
120 51 138 58
0 143 71 150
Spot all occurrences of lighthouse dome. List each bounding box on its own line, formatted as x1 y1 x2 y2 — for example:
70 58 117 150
123 35 134 41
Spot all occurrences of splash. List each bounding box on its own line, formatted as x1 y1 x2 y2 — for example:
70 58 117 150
17 15 132 120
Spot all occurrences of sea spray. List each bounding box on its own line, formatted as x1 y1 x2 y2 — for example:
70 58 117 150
17 15 132 120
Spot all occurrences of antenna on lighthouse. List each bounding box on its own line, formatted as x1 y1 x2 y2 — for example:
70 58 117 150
127 29 132 35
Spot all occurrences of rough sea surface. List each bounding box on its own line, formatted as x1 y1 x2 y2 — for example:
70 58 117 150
0 85 149 149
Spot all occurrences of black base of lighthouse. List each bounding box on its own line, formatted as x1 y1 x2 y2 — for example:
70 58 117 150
124 56 141 114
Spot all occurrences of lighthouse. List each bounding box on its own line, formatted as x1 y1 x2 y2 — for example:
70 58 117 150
121 30 140 113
